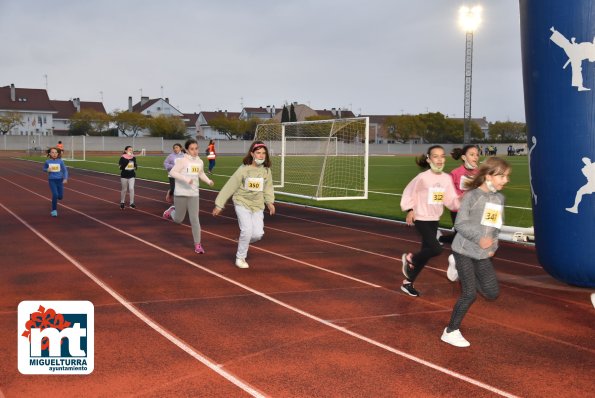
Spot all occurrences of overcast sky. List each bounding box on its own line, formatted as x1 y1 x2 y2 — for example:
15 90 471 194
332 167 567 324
0 0 525 122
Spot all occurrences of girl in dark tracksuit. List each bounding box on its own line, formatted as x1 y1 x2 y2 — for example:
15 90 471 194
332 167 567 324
441 157 511 348
43 147 68 217
119 146 137 209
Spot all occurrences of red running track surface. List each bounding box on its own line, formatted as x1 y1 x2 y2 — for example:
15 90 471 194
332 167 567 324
0 158 593 397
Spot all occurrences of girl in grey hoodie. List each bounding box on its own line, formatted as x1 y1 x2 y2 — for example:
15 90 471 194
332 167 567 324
441 157 511 348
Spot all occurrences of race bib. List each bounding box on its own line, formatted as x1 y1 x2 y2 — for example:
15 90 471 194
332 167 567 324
125 161 134 170
187 165 200 175
459 175 472 191
48 164 61 173
245 177 264 192
427 187 445 204
481 202 503 229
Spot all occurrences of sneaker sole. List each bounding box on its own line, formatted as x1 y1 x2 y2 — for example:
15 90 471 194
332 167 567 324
440 334 470 348
400 285 418 297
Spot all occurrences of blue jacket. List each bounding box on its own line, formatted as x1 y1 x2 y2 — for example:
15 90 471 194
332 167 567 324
43 158 68 180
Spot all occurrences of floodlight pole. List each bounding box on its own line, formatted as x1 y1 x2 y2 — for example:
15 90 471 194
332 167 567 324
463 30 473 144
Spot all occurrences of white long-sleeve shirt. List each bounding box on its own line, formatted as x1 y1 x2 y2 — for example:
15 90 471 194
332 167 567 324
169 154 212 197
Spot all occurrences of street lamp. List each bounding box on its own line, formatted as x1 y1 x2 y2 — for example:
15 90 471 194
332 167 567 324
458 5 481 144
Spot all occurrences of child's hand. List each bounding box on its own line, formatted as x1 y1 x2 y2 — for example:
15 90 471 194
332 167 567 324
63 180 68 184
187 178 194 185
212 207 222 216
479 237 493 249
208 180 214 187
267 203 276 216
406 210 415 226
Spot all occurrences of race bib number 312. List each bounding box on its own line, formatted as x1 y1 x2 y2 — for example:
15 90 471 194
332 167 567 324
428 187 445 205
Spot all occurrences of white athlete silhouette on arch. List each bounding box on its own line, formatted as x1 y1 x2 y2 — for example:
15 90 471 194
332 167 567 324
528 136 537 204
550 26 595 91
566 156 595 213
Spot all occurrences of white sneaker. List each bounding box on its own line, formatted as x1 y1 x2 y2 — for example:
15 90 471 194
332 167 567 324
446 254 459 282
591 293 595 308
163 205 175 220
235 258 249 269
441 328 470 347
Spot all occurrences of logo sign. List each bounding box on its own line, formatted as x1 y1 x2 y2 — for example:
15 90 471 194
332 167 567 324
18 301 94 375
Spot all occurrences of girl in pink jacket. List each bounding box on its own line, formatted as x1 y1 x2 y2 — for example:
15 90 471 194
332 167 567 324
400 145 459 297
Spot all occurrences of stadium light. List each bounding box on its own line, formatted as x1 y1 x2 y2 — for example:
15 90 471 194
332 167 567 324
459 5 482 144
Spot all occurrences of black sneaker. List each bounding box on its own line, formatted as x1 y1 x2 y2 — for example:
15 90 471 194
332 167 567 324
401 282 420 297
129 203 136 209
120 203 125 210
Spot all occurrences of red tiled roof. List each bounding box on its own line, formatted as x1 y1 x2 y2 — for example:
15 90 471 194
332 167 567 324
132 98 160 113
182 113 199 127
200 111 241 123
51 100 107 119
0 85 55 112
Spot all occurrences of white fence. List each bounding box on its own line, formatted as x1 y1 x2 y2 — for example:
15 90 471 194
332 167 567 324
0 135 526 157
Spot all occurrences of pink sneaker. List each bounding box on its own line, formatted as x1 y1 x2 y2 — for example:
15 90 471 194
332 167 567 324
194 243 205 254
163 205 175 220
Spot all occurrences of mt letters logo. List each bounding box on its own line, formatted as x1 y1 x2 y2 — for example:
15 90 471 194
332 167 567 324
18 301 94 374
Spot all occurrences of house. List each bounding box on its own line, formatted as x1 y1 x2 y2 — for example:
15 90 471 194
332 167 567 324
0 84 56 135
51 98 107 135
271 103 355 122
123 96 185 137
239 106 277 121
197 110 241 140
182 113 200 137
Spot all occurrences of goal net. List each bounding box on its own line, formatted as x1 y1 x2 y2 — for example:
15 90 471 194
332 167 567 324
66 135 86 161
254 117 369 200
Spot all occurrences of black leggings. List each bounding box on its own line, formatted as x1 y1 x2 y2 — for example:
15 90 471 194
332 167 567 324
168 177 176 195
409 220 443 282
447 252 499 331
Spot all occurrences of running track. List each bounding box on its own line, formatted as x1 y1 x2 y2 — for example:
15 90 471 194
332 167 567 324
0 158 593 398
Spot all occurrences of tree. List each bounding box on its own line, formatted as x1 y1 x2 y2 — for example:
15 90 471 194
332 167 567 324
488 121 526 142
69 109 110 136
148 115 187 139
112 110 149 137
281 105 290 123
0 112 23 135
208 116 246 140
289 103 297 122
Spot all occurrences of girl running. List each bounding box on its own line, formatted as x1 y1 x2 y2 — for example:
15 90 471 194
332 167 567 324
441 157 510 347
118 145 137 209
443 145 480 281
162 139 214 254
163 143 185 203
400 145 459 296
212 141 275 269
43 147 68 217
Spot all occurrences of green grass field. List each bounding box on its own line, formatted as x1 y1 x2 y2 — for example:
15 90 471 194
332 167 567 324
26 154 534 227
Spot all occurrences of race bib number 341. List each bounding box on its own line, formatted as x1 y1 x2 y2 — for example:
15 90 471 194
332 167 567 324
481 202 503 229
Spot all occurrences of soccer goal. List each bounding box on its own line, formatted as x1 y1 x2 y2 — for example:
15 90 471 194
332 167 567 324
254 117 369 200
66 135 86 161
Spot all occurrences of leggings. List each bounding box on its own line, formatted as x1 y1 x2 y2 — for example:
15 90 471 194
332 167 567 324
171 196 201 244
168 177 176 196
48 179 64 211
120 177 135 204
447 252 499 331
409 220 442 282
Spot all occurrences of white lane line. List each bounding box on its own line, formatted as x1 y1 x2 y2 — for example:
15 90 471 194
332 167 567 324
0 202 267 398
3 179 518 398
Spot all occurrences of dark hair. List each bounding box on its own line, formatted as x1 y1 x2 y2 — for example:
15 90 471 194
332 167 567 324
123 145 132 153
464 157 511 190
172 143 182 150
415 145 444 169
242 141 271 167
47 147 62 158
184 138 198 150
451 145 479 161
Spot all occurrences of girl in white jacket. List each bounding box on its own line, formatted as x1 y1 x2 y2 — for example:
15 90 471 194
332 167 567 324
163 139 214 253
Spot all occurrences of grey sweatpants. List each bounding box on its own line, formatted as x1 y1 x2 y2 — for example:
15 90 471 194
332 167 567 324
447 252 499 331
171 196 201 244
234 204 264 260
120 177 135 204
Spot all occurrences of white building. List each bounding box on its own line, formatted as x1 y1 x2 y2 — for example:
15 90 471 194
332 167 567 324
0 84 56 135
